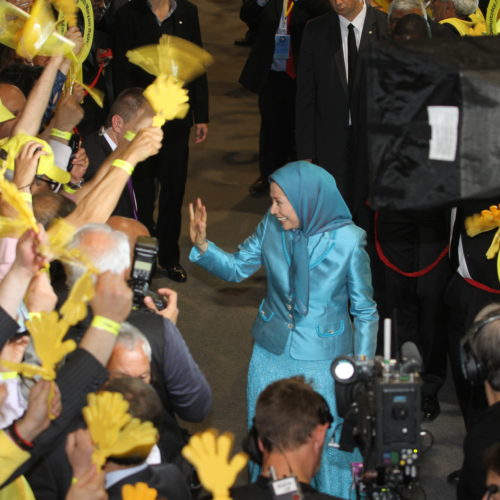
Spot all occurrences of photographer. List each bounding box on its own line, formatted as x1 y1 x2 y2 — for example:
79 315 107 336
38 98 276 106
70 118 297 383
458 304 500 500
235 376 340 500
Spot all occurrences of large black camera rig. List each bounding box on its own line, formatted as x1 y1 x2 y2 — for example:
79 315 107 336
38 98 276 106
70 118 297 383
331 336 429 499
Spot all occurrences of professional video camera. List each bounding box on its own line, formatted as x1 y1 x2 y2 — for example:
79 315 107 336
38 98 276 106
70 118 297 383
331 321 430 499
128 236 166 311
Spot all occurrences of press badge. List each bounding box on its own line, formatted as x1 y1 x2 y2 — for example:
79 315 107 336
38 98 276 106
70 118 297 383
274 34 291 60
269 476 303 500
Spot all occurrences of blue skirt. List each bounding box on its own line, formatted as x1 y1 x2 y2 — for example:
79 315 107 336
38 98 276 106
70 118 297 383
247 340 361 499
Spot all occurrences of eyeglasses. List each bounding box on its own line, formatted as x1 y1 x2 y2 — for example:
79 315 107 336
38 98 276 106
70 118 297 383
34 175 59 191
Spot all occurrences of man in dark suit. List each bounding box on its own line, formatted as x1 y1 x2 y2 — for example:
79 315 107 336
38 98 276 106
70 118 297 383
296 0 387 213
102 376 192 500
239 0 330 195
112 0 209 282
83 88 155 219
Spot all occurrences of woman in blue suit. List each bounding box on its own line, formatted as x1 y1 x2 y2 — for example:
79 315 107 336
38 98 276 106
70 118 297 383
189 162 378 498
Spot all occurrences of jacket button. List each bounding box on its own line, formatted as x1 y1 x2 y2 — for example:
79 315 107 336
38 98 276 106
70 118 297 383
288 323 293 329
286 304 292 310
288 314 293 319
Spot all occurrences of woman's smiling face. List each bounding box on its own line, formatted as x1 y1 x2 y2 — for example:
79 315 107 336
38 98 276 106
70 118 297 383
269 182 300 230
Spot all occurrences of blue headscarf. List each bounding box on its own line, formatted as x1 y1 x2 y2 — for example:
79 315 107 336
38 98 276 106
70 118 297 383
269 162 352 316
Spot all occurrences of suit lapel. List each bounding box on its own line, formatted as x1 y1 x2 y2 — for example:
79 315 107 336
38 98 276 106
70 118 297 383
98 134 113 156
274 0 282 22
330 13 348 96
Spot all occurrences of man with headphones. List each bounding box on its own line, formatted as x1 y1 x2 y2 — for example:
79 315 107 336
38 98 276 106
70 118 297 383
235 376 340 500
458 304 500 500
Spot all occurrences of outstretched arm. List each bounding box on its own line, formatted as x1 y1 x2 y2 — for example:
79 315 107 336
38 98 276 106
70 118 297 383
189 205 270 282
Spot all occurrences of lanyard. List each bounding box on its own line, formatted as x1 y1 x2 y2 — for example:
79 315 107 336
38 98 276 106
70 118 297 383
278 0 294 32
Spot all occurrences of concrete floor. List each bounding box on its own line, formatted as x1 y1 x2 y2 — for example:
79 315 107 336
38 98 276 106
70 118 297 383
149 0 466 497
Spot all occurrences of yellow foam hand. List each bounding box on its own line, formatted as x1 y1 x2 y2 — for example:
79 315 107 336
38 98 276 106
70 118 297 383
0 175 38 233
144 74 189 127
122 483 158 500
182 429 248 500
83 392 132 466
59 271 95 325
105 417 157 460
26 311 77 379
83 392 158 468
465 205 500 237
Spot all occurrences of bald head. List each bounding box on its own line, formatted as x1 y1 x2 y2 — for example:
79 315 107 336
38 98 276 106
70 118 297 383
0 83 25 139
107 216 150 271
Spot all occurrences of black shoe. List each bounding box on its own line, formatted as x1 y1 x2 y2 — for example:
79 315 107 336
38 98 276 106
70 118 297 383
249 177 269 196
447 469 461 484
166 264 187 283
422 394 440 422
234 37 252 46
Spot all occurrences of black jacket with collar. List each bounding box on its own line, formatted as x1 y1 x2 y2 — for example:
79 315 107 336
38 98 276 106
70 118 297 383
239 0 330 93
112 0 209 126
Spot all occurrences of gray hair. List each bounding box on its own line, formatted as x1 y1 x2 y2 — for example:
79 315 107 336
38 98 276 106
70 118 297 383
472 304 500 391
116 322 152 361
65 223 130 285
450 0 478 16
388 0 427 18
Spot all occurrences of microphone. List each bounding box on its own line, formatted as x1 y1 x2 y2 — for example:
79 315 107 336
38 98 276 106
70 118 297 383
400 342 422 373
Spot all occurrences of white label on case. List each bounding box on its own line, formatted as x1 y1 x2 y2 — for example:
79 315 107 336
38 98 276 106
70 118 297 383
427 105 459 162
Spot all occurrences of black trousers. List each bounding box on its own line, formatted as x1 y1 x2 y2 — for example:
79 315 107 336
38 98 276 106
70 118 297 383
375 209 451 396
257 71 296 179
132 121 190 267
445 272 490 429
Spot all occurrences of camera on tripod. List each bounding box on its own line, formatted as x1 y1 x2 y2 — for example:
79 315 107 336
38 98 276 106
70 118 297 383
331 320 427 499
128 236 166 311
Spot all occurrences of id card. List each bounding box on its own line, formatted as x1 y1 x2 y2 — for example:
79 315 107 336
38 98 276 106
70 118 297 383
269 476 303 500
274 34 291 60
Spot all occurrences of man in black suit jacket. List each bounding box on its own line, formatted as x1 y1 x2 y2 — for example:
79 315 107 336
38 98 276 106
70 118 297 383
296 0 387 212
112 0 209 282
101 377 192 500
239 0 329 195
82 88 154 219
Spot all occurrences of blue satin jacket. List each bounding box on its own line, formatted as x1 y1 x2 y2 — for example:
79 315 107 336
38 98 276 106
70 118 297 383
190 212 378 361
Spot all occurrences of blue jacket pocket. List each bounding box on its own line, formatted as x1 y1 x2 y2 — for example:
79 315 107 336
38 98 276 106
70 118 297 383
316 320 345 338
258 299 275 323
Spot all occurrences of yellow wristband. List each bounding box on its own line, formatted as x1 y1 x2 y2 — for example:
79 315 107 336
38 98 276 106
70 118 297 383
112 159 134 176
19 192 32 203
124 130 136 141
91 315 121 336
50 128 72 141
63 184 77 194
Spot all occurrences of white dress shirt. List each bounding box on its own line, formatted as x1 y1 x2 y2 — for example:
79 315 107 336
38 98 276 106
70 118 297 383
338 2 367 84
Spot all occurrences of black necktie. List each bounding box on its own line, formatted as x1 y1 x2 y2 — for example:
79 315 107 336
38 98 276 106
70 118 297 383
347 23 357 100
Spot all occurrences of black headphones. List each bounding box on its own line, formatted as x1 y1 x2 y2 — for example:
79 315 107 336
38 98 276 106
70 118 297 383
242 398 334 465
461 313 500 386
